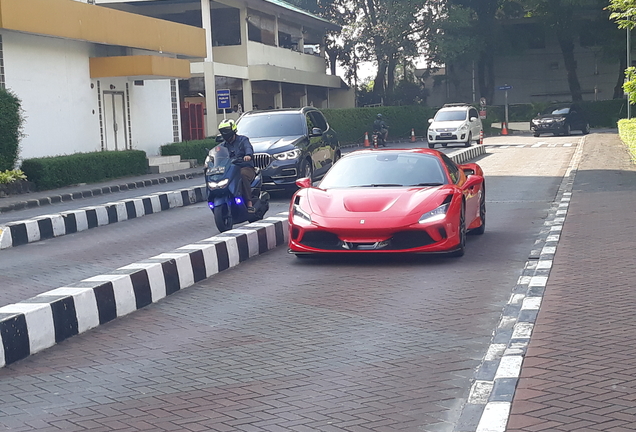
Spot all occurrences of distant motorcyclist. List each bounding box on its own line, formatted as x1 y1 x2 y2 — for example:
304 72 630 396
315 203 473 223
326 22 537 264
218 119 256 212
373 113 388 146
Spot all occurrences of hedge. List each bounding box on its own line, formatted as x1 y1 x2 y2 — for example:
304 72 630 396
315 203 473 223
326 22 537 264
0 88 24 171
20 150 148 191
160 138 218 164
322 106 437 145
618 118 636 162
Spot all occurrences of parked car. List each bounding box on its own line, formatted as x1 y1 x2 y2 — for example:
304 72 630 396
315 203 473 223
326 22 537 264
236 107 340 192
530 104 591 137
427 103 482 149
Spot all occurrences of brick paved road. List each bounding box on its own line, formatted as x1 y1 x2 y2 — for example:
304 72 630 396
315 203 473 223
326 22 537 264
0 135 582 431
507 132 636 431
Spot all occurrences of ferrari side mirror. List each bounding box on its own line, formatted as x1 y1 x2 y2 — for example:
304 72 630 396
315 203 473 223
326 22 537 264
296 177 312 188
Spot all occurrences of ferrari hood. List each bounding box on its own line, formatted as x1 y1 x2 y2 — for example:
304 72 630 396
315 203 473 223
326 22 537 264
306 187 446 217
250 136 304 153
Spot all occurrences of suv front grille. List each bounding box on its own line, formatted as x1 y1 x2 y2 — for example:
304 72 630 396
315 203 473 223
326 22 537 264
253 153 272 170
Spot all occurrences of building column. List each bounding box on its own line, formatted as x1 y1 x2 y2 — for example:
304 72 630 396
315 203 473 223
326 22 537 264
300 85 308 107
242 79 253 112
201 0 217 135
274 82 283 109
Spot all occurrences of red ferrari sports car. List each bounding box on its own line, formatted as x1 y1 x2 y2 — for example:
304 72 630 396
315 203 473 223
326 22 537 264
288 148 485 257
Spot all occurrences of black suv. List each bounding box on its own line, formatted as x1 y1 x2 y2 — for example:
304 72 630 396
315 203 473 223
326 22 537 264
530 104 591 137
236 107 340 192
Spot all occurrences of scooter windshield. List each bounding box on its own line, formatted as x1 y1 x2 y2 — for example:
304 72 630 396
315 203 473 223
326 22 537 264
207 145 231 175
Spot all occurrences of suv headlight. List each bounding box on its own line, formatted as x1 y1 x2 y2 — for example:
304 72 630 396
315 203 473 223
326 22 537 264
419 203 450 224
273 149 302 161
458 123 469 131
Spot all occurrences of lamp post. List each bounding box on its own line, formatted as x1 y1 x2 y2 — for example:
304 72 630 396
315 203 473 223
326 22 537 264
628 23 631 119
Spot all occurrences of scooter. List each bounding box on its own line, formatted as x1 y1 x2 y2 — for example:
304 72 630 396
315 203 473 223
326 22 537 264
205 144 270 233
372 130 387 148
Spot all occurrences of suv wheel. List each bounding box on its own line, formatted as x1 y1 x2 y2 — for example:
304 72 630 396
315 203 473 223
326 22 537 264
299 158 313 181
465 133 472 147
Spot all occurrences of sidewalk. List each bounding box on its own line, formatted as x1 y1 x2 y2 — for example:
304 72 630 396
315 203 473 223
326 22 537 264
0 166 204 214
507 133 636 431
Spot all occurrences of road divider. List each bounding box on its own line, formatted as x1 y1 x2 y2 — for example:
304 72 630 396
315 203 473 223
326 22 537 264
0 214 290 368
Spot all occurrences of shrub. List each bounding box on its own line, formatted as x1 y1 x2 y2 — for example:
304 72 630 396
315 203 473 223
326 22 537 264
0 169 26 185
618 118 636 161
0 88 24 171
20 150 147 191
160 138 218 164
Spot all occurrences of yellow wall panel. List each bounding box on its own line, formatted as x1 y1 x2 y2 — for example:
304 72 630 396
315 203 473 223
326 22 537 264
89 55 191 79
0 0 206 58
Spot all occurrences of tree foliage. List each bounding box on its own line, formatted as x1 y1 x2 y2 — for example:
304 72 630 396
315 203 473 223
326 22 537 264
0 88 24 171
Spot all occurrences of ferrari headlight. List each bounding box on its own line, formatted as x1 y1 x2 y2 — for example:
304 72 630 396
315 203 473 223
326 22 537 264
273 149 302 161
292 204 312 223
419 203 450 224
207 178 229 190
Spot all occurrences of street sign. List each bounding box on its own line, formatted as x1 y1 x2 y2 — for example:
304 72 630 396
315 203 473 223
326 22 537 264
497 85 513 91
216 89 231 110
480 97 487 107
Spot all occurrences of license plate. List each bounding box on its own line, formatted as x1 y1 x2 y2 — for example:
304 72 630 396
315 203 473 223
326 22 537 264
208 166 225 175
441 133 452 137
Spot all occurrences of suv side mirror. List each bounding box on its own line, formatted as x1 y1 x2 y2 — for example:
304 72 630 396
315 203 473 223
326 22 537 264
470 117 477 122
310 127 323 137
215 134 224 143
428 118 434 124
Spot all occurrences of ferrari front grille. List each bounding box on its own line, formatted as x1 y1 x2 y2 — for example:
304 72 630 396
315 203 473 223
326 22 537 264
253 153 272 170
391 231 435 249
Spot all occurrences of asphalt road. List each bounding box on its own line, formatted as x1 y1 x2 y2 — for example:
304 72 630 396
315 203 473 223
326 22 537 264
0 134 584 431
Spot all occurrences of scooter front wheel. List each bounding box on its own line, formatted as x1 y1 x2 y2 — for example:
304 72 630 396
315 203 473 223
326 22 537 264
214 203 233 233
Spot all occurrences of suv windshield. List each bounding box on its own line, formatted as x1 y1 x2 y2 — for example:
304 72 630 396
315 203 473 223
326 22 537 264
237 113 305 138
542 106 570 115
435 110 467 122
320 153 447 189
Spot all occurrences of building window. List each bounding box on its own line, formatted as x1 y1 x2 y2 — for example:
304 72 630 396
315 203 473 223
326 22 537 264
0 35 5 90
171 79 179 142
211 7 241 46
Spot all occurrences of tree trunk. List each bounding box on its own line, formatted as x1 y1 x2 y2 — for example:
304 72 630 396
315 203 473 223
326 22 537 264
386 55 397 104
373 59 387 101
478 52 495 104
327 48 338 76
557 33 583 102
614 55 627 99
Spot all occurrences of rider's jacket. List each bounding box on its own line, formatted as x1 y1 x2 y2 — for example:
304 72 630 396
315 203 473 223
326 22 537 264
222 134 255 168
373 119 388 131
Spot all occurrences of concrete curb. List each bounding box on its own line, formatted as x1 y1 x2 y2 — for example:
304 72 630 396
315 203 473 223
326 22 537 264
0 186 207 250
451 144 486 164
0 171 204 214
0 214 290 368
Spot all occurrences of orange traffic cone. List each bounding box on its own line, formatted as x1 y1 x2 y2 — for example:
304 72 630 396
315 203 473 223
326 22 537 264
410 128 416 142
364 132 370 147
501 122 508 136
479 130 484 145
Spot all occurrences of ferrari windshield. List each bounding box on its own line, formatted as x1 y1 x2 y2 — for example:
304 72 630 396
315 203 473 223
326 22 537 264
319 152 448 189
237 113 305 138
434 110 467 122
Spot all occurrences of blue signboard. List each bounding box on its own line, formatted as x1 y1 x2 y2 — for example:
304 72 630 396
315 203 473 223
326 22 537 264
216 89 231 109
497 85 513 91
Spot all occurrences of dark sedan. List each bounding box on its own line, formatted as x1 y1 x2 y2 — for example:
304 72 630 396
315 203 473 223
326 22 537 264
236 107 340 192
530 104 591 137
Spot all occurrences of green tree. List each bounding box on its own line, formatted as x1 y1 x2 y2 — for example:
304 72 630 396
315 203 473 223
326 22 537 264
608 0 636 101
0 88 24 171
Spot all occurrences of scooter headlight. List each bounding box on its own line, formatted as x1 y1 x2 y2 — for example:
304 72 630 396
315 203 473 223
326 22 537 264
273 149 302 161
207 178 230 190
419 203 450 224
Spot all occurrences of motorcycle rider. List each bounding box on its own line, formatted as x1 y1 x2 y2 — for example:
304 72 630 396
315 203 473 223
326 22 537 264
373 113 389 146
218 119 256 212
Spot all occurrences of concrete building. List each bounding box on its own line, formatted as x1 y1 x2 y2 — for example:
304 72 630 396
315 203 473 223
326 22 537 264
97 0 354 140
0 0 205 160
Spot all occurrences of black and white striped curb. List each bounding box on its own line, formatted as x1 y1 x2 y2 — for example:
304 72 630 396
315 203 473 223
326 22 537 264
455 137 585 432
0 214 289 368
452 144 486 165
0 171 204 214
0 186 206 249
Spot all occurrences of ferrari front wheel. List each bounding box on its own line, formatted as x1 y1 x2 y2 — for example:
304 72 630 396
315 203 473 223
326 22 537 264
450 204 466 257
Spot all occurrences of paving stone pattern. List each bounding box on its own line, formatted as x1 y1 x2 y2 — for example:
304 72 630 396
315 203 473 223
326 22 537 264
507 133 636 432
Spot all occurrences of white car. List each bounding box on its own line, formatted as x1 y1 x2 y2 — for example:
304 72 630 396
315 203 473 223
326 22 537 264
427 104 482 149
